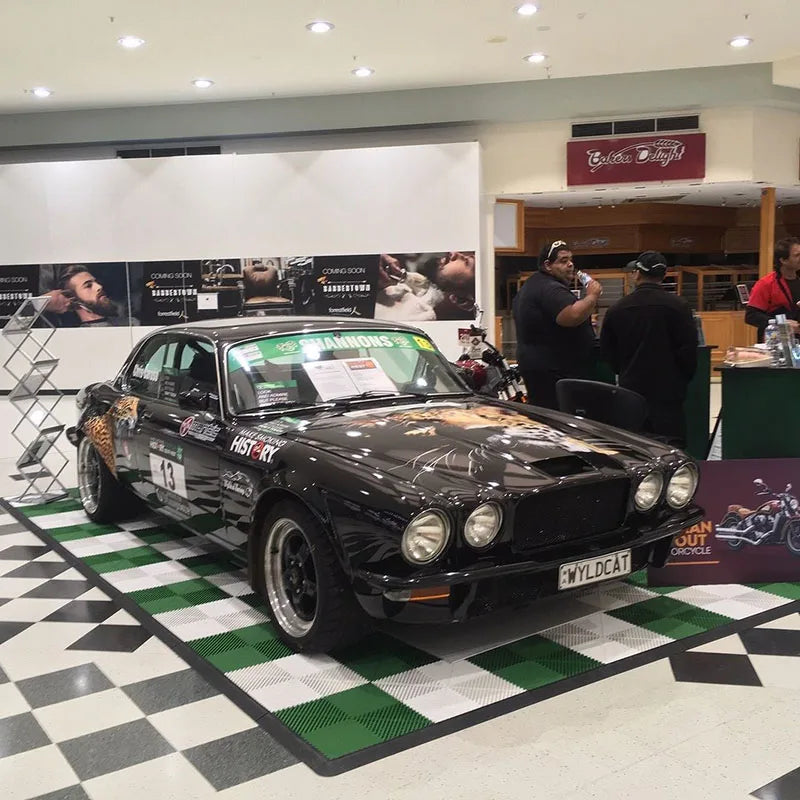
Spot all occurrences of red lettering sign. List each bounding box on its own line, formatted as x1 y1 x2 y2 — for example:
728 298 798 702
567 133 706 186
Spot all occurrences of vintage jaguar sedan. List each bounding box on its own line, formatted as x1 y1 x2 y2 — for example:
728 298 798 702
69 317 703 652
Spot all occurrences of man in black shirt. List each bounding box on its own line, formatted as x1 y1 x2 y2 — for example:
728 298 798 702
513 240 602 409
600 251 698 448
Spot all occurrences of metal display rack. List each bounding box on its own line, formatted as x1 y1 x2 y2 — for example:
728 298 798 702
2 296 69 504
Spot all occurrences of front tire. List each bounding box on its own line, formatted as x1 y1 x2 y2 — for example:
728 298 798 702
255 500 369 652
786 522 800 556
77 437 137 524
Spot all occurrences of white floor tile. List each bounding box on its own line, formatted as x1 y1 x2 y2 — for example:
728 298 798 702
0 681 31 718
83 753 217 800
105 609 141 626
62 530 146 557
690 634 748 655
749 654 800 691
33 509 91 530
93 650 189 687
0 560 28 577
0 597 72 622
148 695 256 750
0 744 79 800
758 612 800 631
32 687 145 742
0 577 49 596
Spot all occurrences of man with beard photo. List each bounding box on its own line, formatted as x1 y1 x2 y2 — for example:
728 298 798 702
43 264 134 327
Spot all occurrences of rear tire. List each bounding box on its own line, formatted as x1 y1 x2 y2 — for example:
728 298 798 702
255 500 369 653
77 436 139 524
719 512 746 550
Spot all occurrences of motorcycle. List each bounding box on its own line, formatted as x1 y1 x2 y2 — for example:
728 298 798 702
714 478 800 556
452 308 527 403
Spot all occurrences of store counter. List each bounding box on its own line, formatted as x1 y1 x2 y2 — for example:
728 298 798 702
717 365 800 459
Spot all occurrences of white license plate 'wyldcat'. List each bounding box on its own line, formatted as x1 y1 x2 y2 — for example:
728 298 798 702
558 549 631 590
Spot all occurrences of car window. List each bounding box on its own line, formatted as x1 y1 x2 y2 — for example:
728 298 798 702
174 339 219 412
226 329 465 413
127 337 178 398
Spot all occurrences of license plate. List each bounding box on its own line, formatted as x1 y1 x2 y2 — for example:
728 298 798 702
558 549 631 590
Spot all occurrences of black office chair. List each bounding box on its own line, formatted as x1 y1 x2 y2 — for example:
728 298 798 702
555 379 648 434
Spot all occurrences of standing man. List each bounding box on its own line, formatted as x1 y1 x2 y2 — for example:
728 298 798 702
600 251 697 449
513 240 602 409
745 236 800 341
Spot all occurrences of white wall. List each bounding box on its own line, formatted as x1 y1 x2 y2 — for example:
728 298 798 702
0 142 482 389
752 107 800 185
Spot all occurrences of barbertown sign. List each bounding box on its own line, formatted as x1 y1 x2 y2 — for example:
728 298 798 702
566 132 706 186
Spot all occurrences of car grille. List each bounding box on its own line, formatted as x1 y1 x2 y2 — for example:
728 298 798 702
513 478 630 552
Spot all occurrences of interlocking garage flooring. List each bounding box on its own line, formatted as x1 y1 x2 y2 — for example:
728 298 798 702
4 493 800 778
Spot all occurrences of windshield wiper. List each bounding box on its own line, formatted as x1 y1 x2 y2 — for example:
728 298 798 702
330 391 411 404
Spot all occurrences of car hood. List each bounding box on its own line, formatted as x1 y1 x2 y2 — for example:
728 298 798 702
258 399 670 498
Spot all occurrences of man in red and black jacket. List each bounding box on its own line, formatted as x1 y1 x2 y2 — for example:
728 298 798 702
745 237 800 341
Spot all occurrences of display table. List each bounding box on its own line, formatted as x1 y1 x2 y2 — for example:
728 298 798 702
718 365 800 459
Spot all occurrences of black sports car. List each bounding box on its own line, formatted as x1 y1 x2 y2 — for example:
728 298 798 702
68 317 702 652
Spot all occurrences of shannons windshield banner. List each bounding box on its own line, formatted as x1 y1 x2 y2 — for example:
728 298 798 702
228 330 434 371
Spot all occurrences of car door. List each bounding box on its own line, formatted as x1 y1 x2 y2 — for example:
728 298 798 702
126 333 228 543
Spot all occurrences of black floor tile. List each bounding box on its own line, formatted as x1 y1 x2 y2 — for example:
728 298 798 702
66 624 152 653
752 765 800 799
0 621 31 645
123 668 217 714
23 580 92 600
16 663 113 709
44 600 118 624
0 544 50 560
670 651 763 687
182 728 297 791
0 522 28 535
741 628 800 657
0 712 50 758
4 562 70 579
58 718 174 781
30 787 91 800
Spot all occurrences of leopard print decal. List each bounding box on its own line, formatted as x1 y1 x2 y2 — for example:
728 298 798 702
84 396 140 476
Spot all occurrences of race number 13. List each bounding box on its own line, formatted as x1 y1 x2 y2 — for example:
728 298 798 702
149 454 188 498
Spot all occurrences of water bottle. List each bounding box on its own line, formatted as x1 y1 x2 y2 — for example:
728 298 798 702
765 319 782 366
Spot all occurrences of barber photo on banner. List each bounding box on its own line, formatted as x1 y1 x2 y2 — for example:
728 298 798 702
38 263 133 328
0 264 40 327
373 251 477 321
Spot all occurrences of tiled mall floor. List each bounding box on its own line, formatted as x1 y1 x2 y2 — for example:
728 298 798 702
3 394 800 799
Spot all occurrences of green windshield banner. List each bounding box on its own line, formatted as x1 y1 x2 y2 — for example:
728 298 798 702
228 330 435 372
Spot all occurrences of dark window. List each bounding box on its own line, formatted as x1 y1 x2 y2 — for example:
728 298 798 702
613 118 655 135
187 145 222 156
175 339 219 412
151 147 186 158
571 122 613 138
116 148 151 159
657 115 700 132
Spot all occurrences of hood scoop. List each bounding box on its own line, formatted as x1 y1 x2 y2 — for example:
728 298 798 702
532 455 597 478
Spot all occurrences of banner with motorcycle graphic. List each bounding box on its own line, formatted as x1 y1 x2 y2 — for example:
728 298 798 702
648 459 800 586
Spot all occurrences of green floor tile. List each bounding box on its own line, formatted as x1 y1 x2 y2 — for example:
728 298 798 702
609 595 732 639
48 522 122 542
332 632 438 681
83 545 168 573
750 582 800 600
180 553 238 576
303 720 384 758
21 498 83 517
128 578 230 614
135 528 177 545
278 698 349 737
190 624 292 669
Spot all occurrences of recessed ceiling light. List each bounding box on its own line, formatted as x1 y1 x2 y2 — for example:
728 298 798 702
31 87 52 98
118 35 145 49
351 66 374 78
192 78 214 89
729 36 752 48
516 3 538 15
524 52 546 63
306 20 334 33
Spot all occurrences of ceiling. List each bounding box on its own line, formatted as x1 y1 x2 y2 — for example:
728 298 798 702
516 182 800 208
1 0 799 113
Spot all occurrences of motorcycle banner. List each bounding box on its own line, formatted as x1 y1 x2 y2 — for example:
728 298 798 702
649 459 800 586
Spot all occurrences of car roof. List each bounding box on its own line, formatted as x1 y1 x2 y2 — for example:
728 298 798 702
156 316 429 344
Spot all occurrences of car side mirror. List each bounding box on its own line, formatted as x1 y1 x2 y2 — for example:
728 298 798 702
178 387 210 411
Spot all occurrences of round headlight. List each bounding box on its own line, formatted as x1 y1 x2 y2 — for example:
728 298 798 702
666 464 698 509
634 472 664 511
464 503 503 549
401 510 450 564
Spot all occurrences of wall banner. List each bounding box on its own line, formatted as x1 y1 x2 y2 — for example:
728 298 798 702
648 459 800 586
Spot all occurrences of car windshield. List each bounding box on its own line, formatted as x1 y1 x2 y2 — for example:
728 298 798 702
226 329 467 413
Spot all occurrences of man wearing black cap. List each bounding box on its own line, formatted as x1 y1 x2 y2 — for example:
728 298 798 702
600 251 698 448
513 239 603 409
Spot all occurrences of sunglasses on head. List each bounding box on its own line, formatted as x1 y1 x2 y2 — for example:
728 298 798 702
547 240 568 261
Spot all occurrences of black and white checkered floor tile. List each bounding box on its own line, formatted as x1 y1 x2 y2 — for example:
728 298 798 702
0 511 297 799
